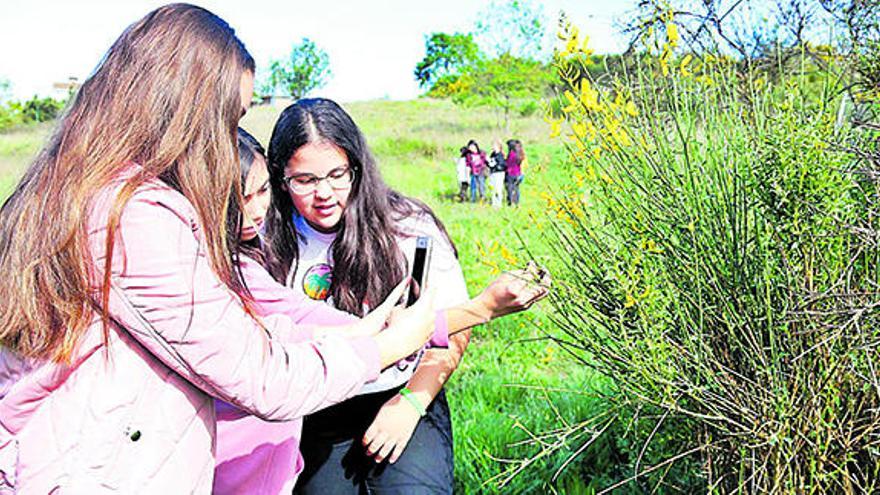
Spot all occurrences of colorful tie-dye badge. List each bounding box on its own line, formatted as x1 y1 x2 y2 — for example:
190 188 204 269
303 263 333 300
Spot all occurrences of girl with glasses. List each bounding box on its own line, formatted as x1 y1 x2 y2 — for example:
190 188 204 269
258 98 547 494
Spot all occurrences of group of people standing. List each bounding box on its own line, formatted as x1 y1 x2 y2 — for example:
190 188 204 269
456 138 526 207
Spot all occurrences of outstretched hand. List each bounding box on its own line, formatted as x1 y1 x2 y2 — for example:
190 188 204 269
477 261 551 319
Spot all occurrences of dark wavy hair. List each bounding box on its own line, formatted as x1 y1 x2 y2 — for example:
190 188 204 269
228 127 267 267
264 98 454 316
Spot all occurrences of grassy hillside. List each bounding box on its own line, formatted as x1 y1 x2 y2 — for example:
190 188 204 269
1 99 605 493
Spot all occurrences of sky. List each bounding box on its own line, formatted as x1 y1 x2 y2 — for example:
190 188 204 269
0 0 636 102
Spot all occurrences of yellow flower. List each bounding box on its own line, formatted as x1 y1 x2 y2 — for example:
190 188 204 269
541 345 555 364
563 90 579 113
549 119 562 138
624 101 638 117
482 259 502 275
642 238 664 254
577 79 601 112
476 240 489 258
613 126 632 147
586 121 597 140
666 22 679 47
659 46 672 77
624 293 637 308
680 54 693 77
564 36 578 57
686 220 695 233
696 74 714 86
581 35 594 56
499 246 519 265
591 147 602 160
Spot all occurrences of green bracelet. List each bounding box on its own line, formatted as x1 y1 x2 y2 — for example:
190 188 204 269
399 387 427 417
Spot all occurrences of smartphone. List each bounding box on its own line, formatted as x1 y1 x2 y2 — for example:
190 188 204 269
406 236 432 307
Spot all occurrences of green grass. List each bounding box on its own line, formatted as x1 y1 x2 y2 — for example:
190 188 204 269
3 99 606 493
0 122 50 197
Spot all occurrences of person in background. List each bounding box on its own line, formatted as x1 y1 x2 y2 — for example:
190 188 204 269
505 139 525 206
488 139 507 208
465 139 488 203
455 146 469 203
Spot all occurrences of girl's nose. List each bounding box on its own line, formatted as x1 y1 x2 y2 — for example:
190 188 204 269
314 178 333 198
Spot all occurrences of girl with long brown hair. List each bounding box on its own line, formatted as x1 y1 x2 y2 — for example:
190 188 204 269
0 5 437 493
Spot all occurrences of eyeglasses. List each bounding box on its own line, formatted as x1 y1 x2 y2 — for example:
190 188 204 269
283 166 354 194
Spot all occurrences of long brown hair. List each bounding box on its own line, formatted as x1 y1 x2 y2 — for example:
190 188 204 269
0 4 255 362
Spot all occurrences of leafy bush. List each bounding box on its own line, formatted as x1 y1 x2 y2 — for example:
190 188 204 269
518 100 539 117
0 95 65 132
534 19 880 493
0 106 23 131
371 137 440 160
20 96 64 123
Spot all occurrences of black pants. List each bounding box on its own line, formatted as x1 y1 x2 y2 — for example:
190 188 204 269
295 388 454 495
505 175 522 205
457 181 469 203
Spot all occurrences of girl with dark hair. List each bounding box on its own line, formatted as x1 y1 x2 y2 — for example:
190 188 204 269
465 139 489 203
505 139 525 206
260 98 548 493
0 6 440 493
214 129 397 494
213 128 549 494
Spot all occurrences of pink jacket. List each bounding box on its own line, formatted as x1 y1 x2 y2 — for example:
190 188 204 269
213 256 358 495
0 177 380 494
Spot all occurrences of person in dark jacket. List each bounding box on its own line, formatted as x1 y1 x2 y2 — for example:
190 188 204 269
488 139 507 208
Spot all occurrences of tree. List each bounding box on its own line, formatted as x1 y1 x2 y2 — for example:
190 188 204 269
267 38 331 100
413 0 554 128
414 32 481 88
475 0 550 60
455 54 553 129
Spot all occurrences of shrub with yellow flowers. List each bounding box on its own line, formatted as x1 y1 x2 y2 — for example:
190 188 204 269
531 14 880 494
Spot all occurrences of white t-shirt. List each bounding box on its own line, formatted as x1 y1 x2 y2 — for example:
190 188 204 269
455 156 470 184
288 212 470 394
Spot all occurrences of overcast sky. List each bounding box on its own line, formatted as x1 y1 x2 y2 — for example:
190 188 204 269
0 0 636 102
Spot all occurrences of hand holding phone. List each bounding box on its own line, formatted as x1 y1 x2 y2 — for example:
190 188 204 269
406 236 432 307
